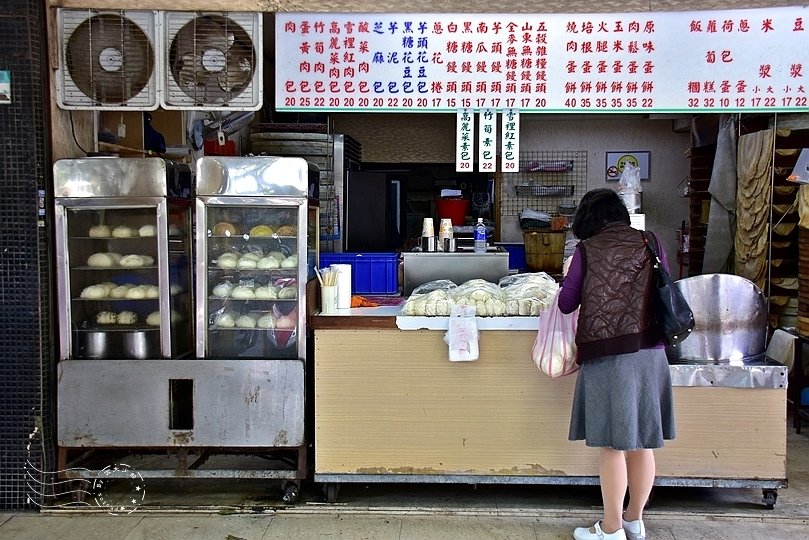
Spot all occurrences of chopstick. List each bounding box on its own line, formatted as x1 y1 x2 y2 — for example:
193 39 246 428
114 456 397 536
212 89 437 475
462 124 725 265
314 267 325 287
319 267 339 287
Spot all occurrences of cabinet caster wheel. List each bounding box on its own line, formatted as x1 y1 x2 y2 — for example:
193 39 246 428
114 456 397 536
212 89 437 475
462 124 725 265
282 482 300 504
324 483 340 503
762 489 777 509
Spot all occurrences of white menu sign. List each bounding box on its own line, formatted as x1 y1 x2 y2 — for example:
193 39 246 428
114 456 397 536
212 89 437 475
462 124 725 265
478 109 497 173
456 109 474 172
276 7 809 113
501 109 520 172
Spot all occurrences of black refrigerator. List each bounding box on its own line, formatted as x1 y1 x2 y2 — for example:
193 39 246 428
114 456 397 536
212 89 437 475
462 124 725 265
343 171 403 252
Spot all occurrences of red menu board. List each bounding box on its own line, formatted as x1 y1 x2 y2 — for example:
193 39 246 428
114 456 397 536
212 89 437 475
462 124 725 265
276 7 809 113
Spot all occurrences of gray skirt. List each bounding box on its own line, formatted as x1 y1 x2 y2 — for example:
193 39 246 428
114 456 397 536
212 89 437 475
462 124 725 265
569 348 675 450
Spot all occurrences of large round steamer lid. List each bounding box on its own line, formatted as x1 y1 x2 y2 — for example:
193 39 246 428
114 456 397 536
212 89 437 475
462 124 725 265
666 273 767 364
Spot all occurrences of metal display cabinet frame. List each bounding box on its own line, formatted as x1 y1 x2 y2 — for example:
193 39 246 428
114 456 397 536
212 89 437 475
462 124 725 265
52 158 308 504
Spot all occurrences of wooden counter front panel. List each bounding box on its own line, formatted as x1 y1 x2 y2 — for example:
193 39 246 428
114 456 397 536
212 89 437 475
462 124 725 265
315 329 786 479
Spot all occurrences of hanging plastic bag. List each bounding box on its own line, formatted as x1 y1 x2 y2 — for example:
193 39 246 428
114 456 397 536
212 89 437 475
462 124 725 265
444 304 479 362
532 290 579 377
618 163 642 213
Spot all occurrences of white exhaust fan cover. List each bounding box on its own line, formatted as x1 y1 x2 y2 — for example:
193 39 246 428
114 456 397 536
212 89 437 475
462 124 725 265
56 9 159 110
162 11 262 111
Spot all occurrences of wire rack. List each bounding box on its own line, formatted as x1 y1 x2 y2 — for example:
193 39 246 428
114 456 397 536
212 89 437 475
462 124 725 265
499 150 587 217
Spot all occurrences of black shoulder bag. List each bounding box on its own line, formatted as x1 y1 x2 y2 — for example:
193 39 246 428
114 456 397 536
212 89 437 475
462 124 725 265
641 231 695 345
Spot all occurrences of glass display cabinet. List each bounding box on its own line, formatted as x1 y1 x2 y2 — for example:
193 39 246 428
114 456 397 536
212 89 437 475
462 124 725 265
53 157 193 361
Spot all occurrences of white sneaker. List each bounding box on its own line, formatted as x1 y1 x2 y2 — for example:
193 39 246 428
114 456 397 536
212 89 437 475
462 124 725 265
622 517 646 540
573 521 627 540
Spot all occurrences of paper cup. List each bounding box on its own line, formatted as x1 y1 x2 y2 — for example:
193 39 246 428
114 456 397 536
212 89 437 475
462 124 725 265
321 285 338 314
439 218 453 237
422 217 435 237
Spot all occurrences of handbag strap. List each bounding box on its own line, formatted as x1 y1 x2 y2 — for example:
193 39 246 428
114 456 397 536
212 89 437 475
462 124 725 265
640 230 663 268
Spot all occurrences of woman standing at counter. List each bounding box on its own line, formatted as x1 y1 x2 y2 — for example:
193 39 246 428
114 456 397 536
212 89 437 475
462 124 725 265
558 189 675 540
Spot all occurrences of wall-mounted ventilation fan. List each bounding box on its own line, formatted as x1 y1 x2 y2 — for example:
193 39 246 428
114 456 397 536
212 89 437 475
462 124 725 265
56 9 159 110
162 12 262 110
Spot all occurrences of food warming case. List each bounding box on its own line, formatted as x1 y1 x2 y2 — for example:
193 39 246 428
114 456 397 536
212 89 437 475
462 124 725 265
53 157 316 503
53 158 193 361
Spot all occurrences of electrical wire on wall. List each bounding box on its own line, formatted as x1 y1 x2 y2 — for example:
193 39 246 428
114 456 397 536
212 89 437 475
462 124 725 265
68 110 89 156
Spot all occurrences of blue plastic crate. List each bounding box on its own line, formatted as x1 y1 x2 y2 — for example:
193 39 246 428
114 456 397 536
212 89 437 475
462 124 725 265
319 252 399 294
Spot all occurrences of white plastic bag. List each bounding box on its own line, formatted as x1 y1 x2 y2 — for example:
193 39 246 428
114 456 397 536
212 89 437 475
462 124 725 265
444 304 479 361
532 290 579 377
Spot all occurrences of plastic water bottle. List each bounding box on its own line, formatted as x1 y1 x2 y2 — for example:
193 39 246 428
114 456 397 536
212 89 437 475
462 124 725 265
474 218 487 253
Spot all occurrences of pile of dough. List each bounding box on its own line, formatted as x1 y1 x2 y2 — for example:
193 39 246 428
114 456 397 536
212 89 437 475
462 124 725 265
112 225 135 238
117 311 138 324
96 311 117 324
213 222 237 236
88 225 111 238
236 314 257 328
138 224 156 237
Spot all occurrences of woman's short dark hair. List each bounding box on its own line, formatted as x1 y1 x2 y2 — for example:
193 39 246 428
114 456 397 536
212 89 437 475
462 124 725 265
571 188 631 240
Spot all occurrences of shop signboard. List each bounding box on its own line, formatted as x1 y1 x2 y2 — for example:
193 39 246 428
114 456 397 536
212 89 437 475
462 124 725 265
455 108 474 172
478 108 496 172
276 7 809 113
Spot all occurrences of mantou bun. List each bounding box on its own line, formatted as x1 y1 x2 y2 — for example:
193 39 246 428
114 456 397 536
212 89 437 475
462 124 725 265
87 252 115 267
236 315 257 328
119 254 145 267
212 282 232 298
146 311 161 326
88 225 111 238
215 312 236 328
257 314 276 329
117 311 138 324
254 285 278 299
112 225 135 238
257 256 280 269
237 257 258 270
231 286 256 300
80 285 108 299
96 311 117 324
110 284 134 299
125 286 147 299
138 224 156 237
145 285 159 298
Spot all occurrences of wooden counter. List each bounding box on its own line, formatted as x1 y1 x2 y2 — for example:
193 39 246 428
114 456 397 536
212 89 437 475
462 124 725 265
313 314 787 497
